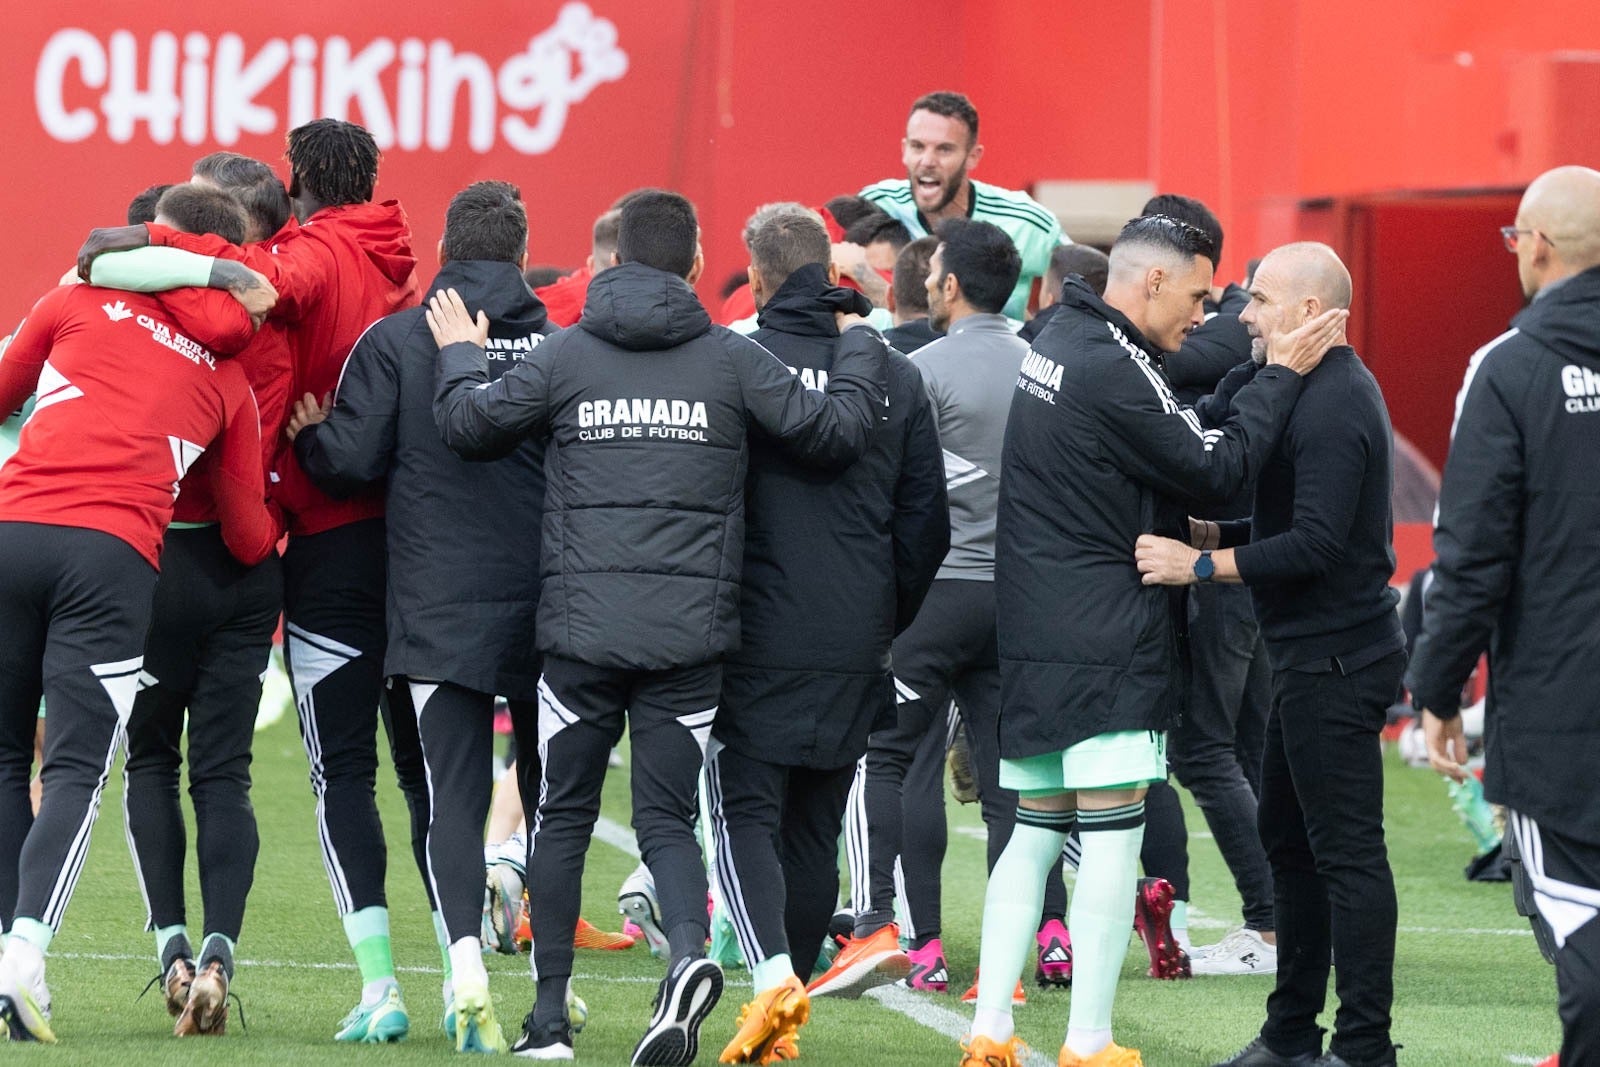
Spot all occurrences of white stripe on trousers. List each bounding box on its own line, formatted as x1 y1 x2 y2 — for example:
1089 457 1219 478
1511 810 1600 949
703 740 770 964
42 722 126 929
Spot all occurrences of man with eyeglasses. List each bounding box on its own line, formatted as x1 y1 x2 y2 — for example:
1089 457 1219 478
1409 164 1600 1066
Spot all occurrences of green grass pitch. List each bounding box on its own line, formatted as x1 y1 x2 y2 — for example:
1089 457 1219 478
17 714 1559 1064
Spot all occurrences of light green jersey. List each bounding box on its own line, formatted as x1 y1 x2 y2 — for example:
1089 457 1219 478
859 177 1066 320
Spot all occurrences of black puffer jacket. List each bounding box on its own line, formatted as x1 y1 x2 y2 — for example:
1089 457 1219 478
1407 264 1600 843
715 265 949 768
434 262 889 671
295 259 552 699
995 278 1303 756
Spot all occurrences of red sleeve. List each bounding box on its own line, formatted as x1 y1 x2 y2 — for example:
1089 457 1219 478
148 222 333 325
0 287 70 414
156 287 257 357
211 371 284 565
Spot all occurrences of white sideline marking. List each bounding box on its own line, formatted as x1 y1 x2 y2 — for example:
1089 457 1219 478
51 950 658 982
595 816 1042 1058
865 984 1054 1067
594 814 642 859
1505 1056 1543 1064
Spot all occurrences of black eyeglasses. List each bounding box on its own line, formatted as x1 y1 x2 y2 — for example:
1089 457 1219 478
1501 226 1556 253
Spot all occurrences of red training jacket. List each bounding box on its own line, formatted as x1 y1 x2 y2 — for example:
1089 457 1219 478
0 285 282 568
534 266 591 328
148 200 420 537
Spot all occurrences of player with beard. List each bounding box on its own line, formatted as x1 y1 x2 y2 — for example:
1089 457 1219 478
860 92 1064 320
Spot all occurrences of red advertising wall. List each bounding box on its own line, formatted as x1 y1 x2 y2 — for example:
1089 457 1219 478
2 0 1596 466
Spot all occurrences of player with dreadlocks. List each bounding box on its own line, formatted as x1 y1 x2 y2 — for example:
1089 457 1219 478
78 118 425 1042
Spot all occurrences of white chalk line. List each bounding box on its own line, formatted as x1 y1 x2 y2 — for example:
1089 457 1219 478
50 950 657 983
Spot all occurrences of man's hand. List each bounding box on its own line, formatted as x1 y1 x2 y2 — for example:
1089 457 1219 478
835 311 869 333
1421 709 1470 784
285 392 331 441
210 260 278 328
831 241 890 307
1266 307 1348 376
1135 534 1200 586
425 288 489 350
77 224 150 281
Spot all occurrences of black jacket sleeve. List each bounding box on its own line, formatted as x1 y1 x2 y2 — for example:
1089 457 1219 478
730 324 888 471
1192 360 1260 429
1098 357 1302 505
433 339 554 461
1405 355 1525 716
890 370 950 634
294 327 400 498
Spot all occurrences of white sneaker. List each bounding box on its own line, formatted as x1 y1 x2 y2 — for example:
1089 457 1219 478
617 863 669 961
1191 927 1277 976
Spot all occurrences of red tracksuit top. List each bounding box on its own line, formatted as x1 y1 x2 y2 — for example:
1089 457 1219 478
0 284 282 569
148 200 420 537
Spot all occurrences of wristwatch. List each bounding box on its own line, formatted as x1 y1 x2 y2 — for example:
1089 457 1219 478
1193 550 1215 583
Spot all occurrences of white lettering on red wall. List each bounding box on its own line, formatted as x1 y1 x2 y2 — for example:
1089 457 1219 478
33 1 627 154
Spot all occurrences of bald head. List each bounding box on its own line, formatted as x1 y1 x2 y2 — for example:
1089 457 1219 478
1257 243 1352 311
1239 243 1352 365
1518 166 1600 287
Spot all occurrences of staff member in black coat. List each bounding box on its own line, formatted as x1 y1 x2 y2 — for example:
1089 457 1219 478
1409 165 1600 1067
963 216 1340 1067
1138 243 1402 1067
706 203 947 1063
288 181 553 1053
430 190 889 1066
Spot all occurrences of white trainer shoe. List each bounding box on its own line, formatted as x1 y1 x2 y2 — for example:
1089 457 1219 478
1191 927 1278 976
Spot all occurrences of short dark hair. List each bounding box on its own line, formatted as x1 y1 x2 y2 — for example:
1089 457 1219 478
285 118 379 207
893 236 939 315
844 213 912 252
745 203 830 294
192 152 291 240
823 195 888 233
127 184 173 226
522 265 566 288
934 218 1020 315
592 209 622 264
1048 243 1111 297
611 187 666 211
1113 214 1217 266
616 191 698 278
154 184 249 246
910 91 979 143
442 181 527 264
1141 194 1223 267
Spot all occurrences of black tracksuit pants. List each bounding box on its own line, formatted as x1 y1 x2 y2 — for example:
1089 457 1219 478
400 679 538 943
0 523 157 936
857 579 1066 940
528 654 718 1005
706 743 856 983
1171 581 1274 929
282 519 430 917
1509 811 1600 1065
123 526 280 947
1258 650 1405 1064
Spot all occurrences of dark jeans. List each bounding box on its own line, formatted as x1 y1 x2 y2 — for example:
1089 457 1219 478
1172 582 1275 929
1258 650 1405 1064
